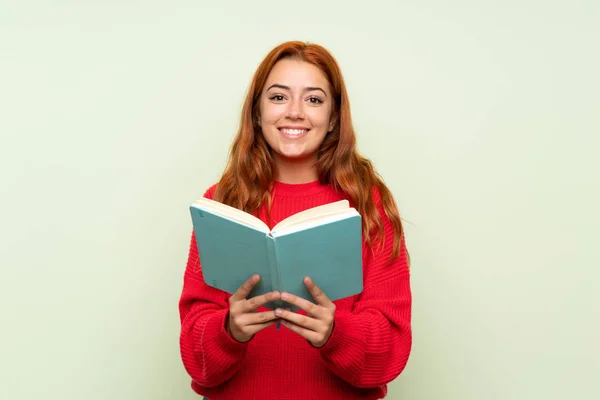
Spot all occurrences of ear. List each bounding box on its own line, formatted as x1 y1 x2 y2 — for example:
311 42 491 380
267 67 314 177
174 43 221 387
328 112 338 132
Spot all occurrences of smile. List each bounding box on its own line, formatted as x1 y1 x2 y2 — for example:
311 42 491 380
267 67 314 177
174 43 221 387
279 128 309 138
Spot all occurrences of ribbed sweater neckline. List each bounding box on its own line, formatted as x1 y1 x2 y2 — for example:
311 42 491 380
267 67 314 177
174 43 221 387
272 180 331 197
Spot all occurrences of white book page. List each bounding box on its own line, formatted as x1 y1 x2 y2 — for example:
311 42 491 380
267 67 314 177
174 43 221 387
272 208 359 236
192 197 269 232
272 200 350 232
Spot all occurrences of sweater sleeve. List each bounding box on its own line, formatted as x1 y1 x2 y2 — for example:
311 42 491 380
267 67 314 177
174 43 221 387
318 189 412 388
178 186 248 388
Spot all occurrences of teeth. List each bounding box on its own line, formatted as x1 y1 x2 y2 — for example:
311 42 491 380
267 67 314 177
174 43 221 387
281 128 307 136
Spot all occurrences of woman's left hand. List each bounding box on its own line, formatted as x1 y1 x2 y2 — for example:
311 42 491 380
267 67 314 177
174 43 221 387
275 277 336 348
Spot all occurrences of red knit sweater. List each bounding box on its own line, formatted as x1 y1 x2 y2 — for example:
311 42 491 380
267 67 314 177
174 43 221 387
179 181 412 399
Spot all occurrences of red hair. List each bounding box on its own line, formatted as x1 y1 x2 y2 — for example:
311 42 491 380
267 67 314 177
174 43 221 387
213 41 405 262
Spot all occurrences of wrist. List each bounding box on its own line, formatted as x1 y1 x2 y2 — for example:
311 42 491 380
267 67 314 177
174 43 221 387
225 314 252 343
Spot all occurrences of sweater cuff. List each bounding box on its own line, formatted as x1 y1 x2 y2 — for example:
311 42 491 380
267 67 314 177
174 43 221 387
319 310 362 358
195 309 248 359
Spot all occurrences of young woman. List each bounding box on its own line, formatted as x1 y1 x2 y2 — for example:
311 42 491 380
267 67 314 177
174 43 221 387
179 41 412 400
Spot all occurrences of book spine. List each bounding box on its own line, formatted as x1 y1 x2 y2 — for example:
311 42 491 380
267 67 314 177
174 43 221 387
265 234 281 293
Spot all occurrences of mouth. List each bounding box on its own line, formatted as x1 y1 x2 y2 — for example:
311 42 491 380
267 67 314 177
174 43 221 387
278 127 309 139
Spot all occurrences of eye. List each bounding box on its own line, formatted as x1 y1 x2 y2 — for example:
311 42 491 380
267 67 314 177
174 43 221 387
307 96 323 104
269 94 285 102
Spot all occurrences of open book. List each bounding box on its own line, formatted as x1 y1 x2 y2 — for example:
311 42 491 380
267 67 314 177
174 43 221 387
189 197 364 309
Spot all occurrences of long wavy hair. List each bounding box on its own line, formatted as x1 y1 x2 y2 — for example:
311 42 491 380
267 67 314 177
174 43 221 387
213 41 405 263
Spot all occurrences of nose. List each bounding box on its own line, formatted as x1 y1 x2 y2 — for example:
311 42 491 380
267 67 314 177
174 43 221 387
286 98 304 120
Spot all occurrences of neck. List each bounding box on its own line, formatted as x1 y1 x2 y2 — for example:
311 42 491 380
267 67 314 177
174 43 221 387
274 155 319 184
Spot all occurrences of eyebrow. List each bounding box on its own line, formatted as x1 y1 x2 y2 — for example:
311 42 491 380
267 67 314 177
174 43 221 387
266 84 328 98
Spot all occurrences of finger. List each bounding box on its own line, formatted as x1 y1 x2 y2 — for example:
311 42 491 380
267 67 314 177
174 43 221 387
229 311 278 338
237 319 279 340
230 274 260 302
280 291 320 317
304 277 334 309
244 290 281 312
280 320 320 343
275 308 319 331
241 310 279 326
247 320 279 335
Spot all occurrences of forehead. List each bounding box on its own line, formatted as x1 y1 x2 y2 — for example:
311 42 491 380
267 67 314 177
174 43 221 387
264 59 331 90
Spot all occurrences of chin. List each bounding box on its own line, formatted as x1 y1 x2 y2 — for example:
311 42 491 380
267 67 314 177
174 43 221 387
276 149 317 162
279 153 310 161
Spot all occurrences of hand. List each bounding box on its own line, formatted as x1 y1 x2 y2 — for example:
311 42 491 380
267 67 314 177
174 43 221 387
275 277 336 348
227 274 281 343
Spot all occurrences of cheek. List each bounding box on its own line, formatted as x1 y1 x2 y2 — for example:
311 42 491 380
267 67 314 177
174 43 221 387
310 109 333 129
259 102 282 125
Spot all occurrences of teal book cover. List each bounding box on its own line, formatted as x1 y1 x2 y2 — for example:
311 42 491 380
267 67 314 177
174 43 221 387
189 198 363 309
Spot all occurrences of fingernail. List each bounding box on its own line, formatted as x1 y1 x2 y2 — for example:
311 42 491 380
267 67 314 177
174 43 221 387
281 293 288 300
275 309 282 316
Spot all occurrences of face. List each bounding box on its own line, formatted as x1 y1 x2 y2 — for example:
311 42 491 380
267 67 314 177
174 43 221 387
258 59 336 165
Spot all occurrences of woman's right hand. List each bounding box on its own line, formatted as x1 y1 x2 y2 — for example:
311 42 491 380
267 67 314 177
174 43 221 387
227 274 281 343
